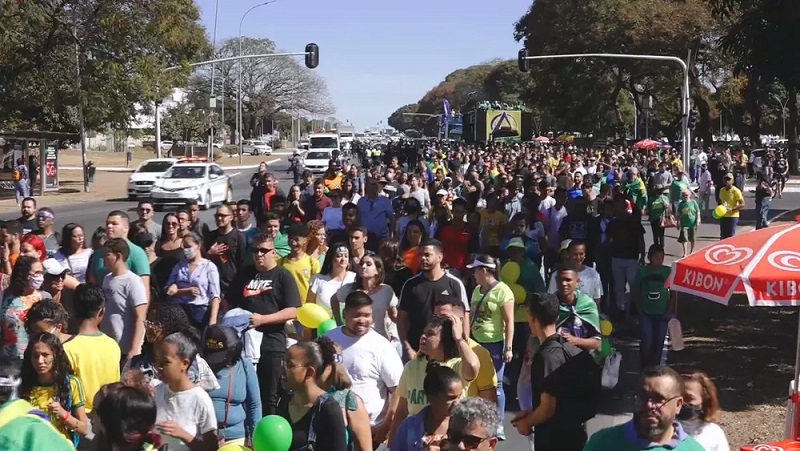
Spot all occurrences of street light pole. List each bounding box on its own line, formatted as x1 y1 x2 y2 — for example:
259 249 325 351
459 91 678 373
208 0 220 158
776 95 790 139
239 1 276 164
519 52 690 166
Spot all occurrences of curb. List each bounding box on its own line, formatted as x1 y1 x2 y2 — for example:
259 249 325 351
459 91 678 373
59 159 281 172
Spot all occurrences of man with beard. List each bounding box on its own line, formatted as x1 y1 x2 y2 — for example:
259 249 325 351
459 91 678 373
585 365 704 450
327 290 404 448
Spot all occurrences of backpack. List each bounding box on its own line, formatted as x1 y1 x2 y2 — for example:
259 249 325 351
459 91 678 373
553 336 601 424
11 168 21 181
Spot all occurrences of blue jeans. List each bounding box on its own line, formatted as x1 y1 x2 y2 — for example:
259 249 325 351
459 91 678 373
14 181 27 204
720 217 739 239
639 314 669 368
480 341 506 421
756 198 771 229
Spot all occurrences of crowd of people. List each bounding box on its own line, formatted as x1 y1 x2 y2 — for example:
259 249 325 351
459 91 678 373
0 139 742 451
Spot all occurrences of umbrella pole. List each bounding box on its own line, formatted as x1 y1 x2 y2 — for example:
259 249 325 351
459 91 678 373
793 308 800 439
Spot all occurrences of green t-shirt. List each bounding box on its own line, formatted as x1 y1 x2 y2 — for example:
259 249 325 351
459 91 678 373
648 195 669 220
670 178 689 203
678 199 699 229
274 231 291 258
633 264 671 315
470 281 514 343
92 239 151 281
584 424 704 451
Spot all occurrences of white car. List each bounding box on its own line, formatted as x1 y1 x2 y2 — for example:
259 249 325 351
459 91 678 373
250 141 273 156
127 158 177 200
160 141 173 151
303 150 333 174
150 159 233 210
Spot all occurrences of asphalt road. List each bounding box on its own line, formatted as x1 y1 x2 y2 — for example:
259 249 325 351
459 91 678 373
5 162 800 448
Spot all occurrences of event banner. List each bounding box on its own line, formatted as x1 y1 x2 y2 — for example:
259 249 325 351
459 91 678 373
485 110 522 140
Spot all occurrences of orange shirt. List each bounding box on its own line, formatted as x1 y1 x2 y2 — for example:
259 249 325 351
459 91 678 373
402 248 420 274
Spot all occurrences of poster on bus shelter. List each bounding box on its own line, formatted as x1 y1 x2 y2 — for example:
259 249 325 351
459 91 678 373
44 143 58 191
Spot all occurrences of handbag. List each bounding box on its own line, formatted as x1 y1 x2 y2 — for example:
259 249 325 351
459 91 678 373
601 351 622 389
660 212 677 229
470 281 499 328
218 367 235 446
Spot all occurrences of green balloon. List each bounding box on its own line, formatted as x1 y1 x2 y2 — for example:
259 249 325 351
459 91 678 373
253 415 292 451
600 337 612 358
711 210 721 220
317 319 338 336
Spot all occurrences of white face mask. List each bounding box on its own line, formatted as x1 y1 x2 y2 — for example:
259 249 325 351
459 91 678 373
28 275 44 290
183 247 196 260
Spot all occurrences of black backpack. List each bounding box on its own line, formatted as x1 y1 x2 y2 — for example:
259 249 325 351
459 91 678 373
553 336 601 424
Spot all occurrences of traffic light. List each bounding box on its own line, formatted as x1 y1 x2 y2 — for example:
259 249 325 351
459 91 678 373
305 43 319 69
518 48 530 73
688 109 698 130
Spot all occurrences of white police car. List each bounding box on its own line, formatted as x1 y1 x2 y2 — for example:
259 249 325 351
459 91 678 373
150 158 233 210
127 158 177 200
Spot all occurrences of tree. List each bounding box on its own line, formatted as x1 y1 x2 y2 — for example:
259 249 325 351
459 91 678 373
160 101 223 143
186 37 335 142
387 103 422 132
0 0 211 132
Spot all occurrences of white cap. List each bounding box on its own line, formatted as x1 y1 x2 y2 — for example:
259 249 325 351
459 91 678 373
43 258 69 276
436 189 448 196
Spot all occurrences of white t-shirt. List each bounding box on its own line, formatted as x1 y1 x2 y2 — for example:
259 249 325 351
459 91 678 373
322 206 345 231
309 272 357 315
326 327 404 425
155 384 217 450
548 266 604 300
335 283 398 339
53 249 93 283
681 421 730 451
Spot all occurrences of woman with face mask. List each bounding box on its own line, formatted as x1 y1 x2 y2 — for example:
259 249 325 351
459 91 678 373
165 232 221 329
0 256 52 361
679 370 730 451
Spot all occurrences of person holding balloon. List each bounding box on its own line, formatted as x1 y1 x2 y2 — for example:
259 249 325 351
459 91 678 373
277 341 348 451
465 255 514 436
716 172 745 239
306 243 356 319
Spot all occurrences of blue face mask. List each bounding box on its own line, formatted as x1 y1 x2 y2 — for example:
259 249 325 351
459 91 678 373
183 248 196 260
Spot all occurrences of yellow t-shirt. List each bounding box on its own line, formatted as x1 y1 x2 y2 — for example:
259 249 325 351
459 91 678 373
479 210 508 248
280 254 320 303
467 338 497 397
470 282 514 343
719 186 744 218
324 175 343 192
398 356 470 415
63 333 122 412
27 375 86 442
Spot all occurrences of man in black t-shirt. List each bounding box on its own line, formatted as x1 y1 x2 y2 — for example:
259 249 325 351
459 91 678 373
397 239 469 361
606 197 646 319
203 204 247 292
512 292 593 451
227 234 301 415
17 197 37 234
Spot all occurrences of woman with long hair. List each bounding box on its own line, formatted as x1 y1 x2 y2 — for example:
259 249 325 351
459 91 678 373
278 341 347 451
19 332 89 445
307 219 329 267
330 252 398 341
93 384 166 451
466 254 514 428
0 256 51 360
307 243 356 317
378 240 413 297
53 223 92 282
399 219 427 274
387 315 479 446
315 336 372 451
389 365 462 451
156 213 183 259
341 177 361 205
679 370 730 451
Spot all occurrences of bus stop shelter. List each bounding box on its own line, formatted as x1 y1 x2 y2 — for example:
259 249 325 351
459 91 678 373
0 130 80 196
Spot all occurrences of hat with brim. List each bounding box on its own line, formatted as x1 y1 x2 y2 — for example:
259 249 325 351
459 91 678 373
43 258 69 277
203 325 238 372
465 259 497 270
505 237 526 250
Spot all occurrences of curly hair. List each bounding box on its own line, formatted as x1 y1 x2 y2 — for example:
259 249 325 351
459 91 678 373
19 332 74 412
24 299 69 334
9 255 39 297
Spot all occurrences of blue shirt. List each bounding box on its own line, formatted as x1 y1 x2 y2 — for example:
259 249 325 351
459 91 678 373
357 195 394 238
165 258 221 306
390 406 430 451
208 359 262 441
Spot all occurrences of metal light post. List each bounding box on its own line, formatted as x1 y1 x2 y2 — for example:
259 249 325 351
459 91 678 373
775 95 790 139
518 52 690 166
238 1 277 163
629 91 637 140
207 0 220 157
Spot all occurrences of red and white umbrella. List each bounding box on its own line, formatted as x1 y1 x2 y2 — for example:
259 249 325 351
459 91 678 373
669 223 800 441
534 136 550 143
669 223 800 306
632 139 660 151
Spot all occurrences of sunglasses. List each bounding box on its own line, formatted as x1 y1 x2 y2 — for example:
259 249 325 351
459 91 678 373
447 433 491 450
253 247 275 255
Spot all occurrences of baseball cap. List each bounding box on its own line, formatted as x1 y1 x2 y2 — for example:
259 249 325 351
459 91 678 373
203 325 240 372
466 255 497 270
436 189 448 196
560 239 572 252
724 173 734 180
43 258 69 277
505 237 526 250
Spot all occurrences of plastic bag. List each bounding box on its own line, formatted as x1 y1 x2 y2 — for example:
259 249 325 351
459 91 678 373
601 351 621 389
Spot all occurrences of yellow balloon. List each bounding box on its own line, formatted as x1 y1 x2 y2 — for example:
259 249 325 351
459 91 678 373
510 283 527 305
297 303 331 329
218 444 251 451
500 262 521 284
714 205 728 218
600 320 613 336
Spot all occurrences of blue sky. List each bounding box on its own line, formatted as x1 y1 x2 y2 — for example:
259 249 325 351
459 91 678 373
195 0 532 130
